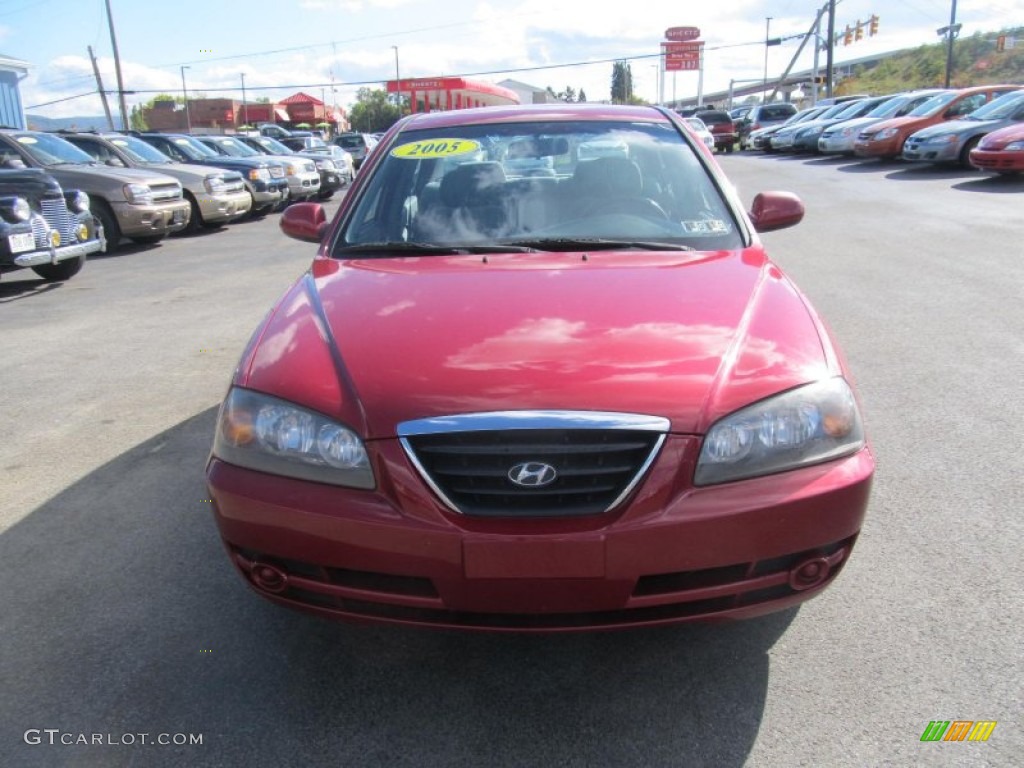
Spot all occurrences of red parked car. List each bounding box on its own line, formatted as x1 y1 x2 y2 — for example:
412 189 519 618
969 121 1024 174
695 109 739 152
206 103 874 631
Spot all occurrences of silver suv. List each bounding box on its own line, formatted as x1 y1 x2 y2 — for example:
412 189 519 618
0 129 190 249
60 132 252 232
197 136 321 202
332 132 378 169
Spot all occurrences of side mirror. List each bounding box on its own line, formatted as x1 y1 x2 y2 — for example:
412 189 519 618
749 191 804 233
280 202 328 243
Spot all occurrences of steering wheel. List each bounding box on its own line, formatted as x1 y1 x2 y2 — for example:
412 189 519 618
585 196 670 220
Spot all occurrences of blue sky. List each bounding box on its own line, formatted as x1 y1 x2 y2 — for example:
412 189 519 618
3 0 1021 118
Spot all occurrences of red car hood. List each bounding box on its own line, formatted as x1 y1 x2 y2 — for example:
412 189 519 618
241 250 833 437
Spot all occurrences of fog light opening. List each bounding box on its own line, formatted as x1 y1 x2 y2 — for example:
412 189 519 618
250 563 288 593
789 557 831 591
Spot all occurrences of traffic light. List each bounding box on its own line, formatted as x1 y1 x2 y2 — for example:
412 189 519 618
869 15 879 36
855 21 864 42
996 35 1006 53
843 25 853 46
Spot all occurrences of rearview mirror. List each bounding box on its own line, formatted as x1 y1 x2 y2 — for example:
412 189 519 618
749 191 804 233
280 202 328 243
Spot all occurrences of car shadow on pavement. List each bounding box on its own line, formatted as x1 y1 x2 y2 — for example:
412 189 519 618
0 408 795 768
951 174 1024 194
0 278 65 302
883 165 984 182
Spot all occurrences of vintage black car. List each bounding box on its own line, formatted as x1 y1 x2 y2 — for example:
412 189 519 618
0 168 104 282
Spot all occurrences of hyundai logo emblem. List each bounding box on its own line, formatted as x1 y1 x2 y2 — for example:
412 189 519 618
508 462 557 488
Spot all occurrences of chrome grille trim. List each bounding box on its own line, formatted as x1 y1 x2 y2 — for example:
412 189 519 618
399 411 669 518
150 183 182 201
39 198 76 243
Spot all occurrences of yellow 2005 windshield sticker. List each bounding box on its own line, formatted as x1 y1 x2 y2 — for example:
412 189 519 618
391 138 481 159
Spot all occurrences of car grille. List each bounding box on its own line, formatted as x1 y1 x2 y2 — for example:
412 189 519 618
268 166 285 178
38 196 77 245
150 182 182 202
222 174 246 194
399 412 668 518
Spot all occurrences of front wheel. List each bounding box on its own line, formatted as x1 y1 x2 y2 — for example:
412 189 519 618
959 137 981 169
32 256 85 282
92 200 121 251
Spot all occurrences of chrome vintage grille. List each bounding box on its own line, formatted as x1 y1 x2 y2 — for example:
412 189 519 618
40 197 76 243
399 411 668 518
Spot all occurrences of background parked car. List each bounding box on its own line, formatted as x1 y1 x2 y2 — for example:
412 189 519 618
331 132 379 168
695 110 738 152
902 88 1024 168
770 101 860 152
0 129 189 250
737 103 797 149
682 117 716 151
0 167 104 281
748 106 829 152
136 133 289 216
236 135 349 199
196 135 320 203
853 84 1021 160
791 96 891 153
60 131 251 233
817 90 947 155
969 121 1024 174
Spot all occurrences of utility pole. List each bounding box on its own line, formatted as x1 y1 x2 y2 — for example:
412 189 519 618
826 0 836 98
104 0 129 129
392 46 401 114
241 73 248 128
941 0 960 88
768 4 828 103
180 66 191 133
88 45 115 130
763 17 772 103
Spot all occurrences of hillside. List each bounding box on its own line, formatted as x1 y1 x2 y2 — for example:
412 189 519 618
837 27 1024 95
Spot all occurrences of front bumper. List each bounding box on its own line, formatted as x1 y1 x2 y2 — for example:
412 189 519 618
207 437 874 632
285 172 321 200
197 189 253 223
818 136 855 154
113 199 191 237
250 181 288 208
902 141 958 163
970 148 1024 172
853 136 902 159
8 236 104 268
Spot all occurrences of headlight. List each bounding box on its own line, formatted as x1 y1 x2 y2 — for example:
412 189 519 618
1004 141 1024 151
203 175 227 194
925 134 958 145
874 128 898 140
248 168 270 181
213 387 374 489
123 183 154 205
695 377 865 486
63 190 90 213
0 196 31 222
285 164 298 176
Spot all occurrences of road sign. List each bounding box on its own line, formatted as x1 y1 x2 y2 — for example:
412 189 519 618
664 52 701 71
665 26 701 41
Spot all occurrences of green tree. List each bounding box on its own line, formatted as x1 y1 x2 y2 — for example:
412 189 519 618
348 88 401 133
129 104 148 130
611 61 634 103
577 88 587 103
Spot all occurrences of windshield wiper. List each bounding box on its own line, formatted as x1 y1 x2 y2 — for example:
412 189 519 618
333 242 539 256
499 238 694 252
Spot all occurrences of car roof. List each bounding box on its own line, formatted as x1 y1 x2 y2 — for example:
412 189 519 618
395 103 670 132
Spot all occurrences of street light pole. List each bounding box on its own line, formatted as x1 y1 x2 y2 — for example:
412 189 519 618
942 0 959 88
392 46 401 115
180 65 191 132
240 73 248 129
763 17 772 104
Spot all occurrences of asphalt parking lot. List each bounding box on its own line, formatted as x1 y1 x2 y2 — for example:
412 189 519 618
1 157 1021 767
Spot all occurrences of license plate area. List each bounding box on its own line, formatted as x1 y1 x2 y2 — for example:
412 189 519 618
463 536 605 579
8 232 35 253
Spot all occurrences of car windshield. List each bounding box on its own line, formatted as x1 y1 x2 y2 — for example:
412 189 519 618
108 135 173 163
254 136 293 154
818 103 855 120
867 95 914 118
171 137 218 160
11 132 95 166
336 118 742 255
966 90 1024 120
206 138 259 157
337 135 365 149
909 91 960 117
683 118 708 132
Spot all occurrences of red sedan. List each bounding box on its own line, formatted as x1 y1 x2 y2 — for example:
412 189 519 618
969 121 1024 174
206 103 874 631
